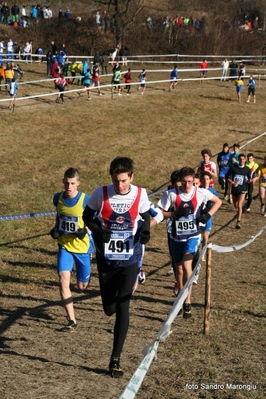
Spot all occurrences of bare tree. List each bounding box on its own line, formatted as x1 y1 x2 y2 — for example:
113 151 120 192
97 0 145 45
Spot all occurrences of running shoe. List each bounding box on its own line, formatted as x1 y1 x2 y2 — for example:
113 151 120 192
261 204 265 214
235 221 241 229
138 270 146 284
61 320 77 332
246 208 250 212
183 303 192 319
173 282 179 297
109 357 124 378
193 271 200 285
167 266 174 275
223 195 228 201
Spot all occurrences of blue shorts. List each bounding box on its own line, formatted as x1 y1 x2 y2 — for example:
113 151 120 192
141 83 146 88
57 246 91 282
92 80 99 87
170 236 201 264
236 86 242 93
203 216 213 233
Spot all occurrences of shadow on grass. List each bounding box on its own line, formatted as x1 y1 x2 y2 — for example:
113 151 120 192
0 233 49 247
0 274 57 286
0 346 108 375
0 289 101 336
200 94 235 101
2 259 56 269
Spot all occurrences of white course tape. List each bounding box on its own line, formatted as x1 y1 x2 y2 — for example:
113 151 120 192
239 131 266 149
147 188 167 198
119 246 206 399
211 223 266 253
119 340 159 399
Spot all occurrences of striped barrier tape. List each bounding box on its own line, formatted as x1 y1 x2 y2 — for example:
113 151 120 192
211 223 266 252
0 211 56 221
120 340 159 399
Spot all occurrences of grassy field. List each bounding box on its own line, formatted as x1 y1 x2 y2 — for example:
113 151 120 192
0 60 266 399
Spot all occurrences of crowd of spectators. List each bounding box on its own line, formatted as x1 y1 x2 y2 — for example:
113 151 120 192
0 3 262 36
0 3 73 27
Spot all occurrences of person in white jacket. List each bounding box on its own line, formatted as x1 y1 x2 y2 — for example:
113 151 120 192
221 57 229 81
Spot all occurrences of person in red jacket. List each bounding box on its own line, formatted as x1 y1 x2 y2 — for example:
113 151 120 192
200 59 208 82
124 68 131 95
55 74 68 103
51 60 61 88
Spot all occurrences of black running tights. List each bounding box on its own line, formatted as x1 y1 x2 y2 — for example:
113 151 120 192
98 262 138 358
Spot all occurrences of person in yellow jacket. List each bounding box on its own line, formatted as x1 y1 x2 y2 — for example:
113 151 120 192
69 60 77 84
76 61 83 85
50 168 94 331
4 63 14 95
235 76 244 102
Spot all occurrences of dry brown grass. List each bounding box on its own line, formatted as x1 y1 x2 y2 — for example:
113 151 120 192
0 61 265 399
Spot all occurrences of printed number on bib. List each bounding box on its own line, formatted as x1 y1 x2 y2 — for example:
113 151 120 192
59 214 78 234
175 215 197 235
104 231 134 260
234 174 244 185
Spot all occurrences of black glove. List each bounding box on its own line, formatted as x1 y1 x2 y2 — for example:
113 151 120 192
140 230 150 245
95 228 112 243
75 227 87 240
203 201 212 214
50 226 60 239
198 213 211 224
174 207 190 218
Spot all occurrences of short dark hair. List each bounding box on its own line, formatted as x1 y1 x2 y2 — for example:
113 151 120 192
179 166 195 179
247 153 253 158
64 167 80 180
223 142 229 148
233 143 240 148
109 157 134 176
200 171 212 180
170 170 180 184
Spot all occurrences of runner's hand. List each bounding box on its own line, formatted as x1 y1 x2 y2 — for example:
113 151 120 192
198 213 211 225
76 227 87 240
100 228 112 243
140 230 150 245
50 226 60 239
174 207 190 218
